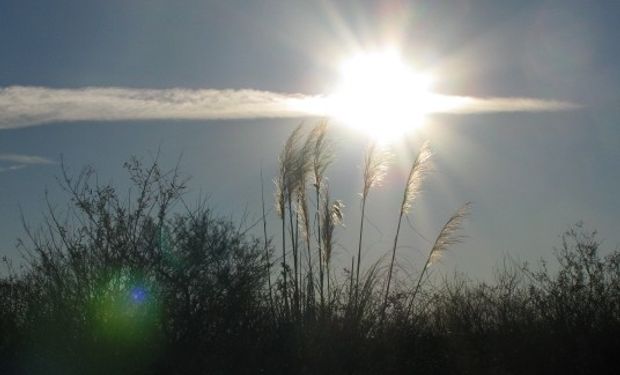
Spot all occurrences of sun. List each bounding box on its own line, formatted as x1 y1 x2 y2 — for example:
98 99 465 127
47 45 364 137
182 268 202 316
326 49 434 142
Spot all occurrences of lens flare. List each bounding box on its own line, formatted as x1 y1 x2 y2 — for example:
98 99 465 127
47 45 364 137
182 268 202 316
130 286 148 304
90 271 160 345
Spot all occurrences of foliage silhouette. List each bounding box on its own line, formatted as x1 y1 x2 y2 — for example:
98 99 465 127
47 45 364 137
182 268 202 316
0 125 618 374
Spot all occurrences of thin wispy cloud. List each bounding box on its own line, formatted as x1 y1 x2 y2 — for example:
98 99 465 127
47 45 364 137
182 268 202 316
0 86 579 130
0 153 56 173
424 94 580 114
0 164 27 173
0 153 56 165
0 86 313 129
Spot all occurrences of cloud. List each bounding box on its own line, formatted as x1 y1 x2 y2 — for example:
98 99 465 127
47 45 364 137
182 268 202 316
424 94 580 114
0 164 27 173
0 86 579 130
0 86 313 130
0 153 56 165
0 153 56 173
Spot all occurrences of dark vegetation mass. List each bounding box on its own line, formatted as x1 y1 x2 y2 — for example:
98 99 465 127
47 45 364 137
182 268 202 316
1 122 619 374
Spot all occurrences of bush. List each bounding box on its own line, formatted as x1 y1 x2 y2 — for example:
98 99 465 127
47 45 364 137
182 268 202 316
0 157 270 374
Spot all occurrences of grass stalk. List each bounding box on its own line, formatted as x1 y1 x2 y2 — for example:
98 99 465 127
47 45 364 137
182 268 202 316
315 186 324 308
309 121 331 309
276 124 304 317
406 202 471 317
321 187 343 312
356 143 390 305
382 141 432 321
260 166 275 319
288 199 300 318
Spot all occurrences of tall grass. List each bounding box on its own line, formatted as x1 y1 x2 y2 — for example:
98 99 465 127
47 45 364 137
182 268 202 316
407 202 471 316
320 186 344 308
382 140 432 320
270 122 472 330
275 124 305 316
309 120 332 309
356 143 390 306
260 166 275 318
271 122 473 326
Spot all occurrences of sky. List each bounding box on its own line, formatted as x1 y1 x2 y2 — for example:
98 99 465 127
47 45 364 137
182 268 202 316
1 0 619 281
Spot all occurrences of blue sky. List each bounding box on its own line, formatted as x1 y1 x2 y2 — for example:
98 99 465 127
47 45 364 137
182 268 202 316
1 0 619 280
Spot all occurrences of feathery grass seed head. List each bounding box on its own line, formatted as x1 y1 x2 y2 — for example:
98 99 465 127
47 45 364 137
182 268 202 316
310 120 333 189
362 142 392 197
428 202 471 265
321 188 345 265
402 140 433 213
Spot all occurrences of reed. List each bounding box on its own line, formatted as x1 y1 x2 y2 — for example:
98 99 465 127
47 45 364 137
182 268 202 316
260 166 274 319
382 140 432 320
273 121 468 327
320 186 344 308
309 120 333 308
356 143 390 305
407 202 471 316
275 123 305 316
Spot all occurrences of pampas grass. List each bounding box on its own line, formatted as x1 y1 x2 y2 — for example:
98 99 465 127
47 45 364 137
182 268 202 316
356 143 391 304
275 123 305 316
272 121 468 328
321 186 344 307
407 202 471 316
309 120 333 308
260 166 275 318
382 140 432 319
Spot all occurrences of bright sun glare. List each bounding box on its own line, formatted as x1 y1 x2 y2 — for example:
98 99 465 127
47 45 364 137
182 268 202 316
327 49 434 142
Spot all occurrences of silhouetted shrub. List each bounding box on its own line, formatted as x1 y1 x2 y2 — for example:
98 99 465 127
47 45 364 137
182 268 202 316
0 157 270 374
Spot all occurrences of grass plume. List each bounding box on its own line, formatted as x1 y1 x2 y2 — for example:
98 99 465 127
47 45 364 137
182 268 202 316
275 123 305 316
382 140 432 320
309 120 333 307
356 143 391 305
320 186 344 305
407 201 471 316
